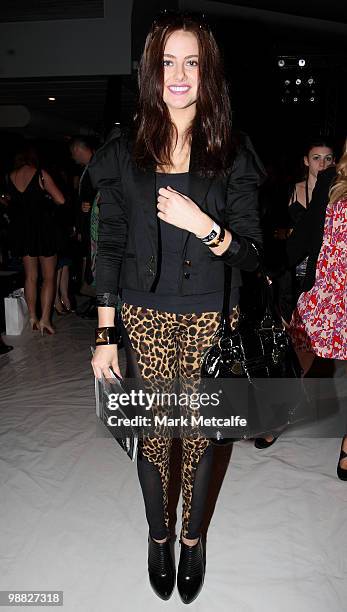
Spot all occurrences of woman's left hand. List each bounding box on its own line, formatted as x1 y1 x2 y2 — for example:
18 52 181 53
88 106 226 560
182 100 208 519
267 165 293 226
157 186 212 236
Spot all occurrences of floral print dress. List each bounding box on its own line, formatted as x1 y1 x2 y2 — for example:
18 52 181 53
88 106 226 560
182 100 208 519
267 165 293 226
290 197 347 359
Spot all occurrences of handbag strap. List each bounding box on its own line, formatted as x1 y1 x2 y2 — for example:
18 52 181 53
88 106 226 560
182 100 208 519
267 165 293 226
222 264 232 317
252 243 282 324
251 242 277 320
222 242 276 323
251 243 272 313
38 168 45 187
305 178 310 208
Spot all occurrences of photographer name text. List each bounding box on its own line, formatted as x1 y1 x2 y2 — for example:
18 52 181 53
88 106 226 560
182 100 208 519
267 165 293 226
106 415 247 427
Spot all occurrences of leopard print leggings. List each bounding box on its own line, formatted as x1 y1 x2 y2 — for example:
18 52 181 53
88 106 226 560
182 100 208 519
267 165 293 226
121 302 239 539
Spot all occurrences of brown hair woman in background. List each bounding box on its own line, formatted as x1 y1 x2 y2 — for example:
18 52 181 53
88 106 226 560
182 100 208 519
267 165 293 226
7 146 65 335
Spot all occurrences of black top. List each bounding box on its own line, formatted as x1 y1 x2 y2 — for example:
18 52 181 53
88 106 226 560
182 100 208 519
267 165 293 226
289 180 311 279
286 166 337 293
79 168 96 203
122 172 238 313
288 180 310 226
77 168 96 244
154 171 189 294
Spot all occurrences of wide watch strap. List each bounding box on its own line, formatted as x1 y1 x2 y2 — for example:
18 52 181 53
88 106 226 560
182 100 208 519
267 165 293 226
199 221 220 244
95 326 119 346
208 226 226 248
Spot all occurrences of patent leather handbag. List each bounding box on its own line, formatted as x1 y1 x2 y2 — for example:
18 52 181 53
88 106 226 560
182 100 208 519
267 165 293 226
200 245 302 445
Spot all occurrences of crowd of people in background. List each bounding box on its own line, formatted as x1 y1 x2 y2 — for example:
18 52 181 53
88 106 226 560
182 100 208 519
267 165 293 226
0 135 100 343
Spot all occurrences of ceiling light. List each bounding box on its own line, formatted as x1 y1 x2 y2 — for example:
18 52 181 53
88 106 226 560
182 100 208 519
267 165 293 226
284 79 290 86
293 97 298 102
308 77 314 85
48 97 56 101
298 59 306 67
296 79 302 85
278 59 285 68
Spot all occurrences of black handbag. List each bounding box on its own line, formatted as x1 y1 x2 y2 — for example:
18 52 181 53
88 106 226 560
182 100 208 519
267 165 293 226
199 245 303 445
94 366 139 461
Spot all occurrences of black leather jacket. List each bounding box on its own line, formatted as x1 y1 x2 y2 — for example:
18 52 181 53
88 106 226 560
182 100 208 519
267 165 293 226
87 130 265 308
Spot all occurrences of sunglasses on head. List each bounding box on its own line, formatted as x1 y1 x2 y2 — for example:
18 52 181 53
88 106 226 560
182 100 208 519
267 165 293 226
151 9 212 33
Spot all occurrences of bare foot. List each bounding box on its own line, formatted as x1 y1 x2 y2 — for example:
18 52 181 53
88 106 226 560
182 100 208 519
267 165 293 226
39 320 55 336
61 297 73 312
54 300 66 314
29 317 40 331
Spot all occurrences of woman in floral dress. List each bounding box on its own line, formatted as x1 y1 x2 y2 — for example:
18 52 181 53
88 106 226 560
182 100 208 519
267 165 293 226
289 144 347 479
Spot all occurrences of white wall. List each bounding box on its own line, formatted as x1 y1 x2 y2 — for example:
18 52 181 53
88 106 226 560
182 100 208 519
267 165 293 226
0 0 133 78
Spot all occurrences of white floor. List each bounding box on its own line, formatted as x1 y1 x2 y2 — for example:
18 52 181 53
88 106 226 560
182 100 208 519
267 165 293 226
0 313 346 612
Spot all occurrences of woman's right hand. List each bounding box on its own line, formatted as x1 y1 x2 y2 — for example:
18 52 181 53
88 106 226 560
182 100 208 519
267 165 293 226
91 344 122 380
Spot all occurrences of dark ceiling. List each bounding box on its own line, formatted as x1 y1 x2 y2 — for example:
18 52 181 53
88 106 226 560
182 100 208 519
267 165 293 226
0 1 346 143
0 77 108 133
0 0 104 22
210 0 347 23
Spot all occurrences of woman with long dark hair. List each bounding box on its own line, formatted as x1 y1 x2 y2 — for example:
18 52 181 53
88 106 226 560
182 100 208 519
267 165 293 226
289 139 335 223
90 12 264 603
288 139 335 298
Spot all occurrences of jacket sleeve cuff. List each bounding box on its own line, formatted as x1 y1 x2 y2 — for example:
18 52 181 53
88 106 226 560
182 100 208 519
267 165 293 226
223 234 242 257
221 234 260 271
96 293 119 307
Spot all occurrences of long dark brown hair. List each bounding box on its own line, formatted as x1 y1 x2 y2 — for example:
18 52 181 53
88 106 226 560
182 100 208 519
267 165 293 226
133 12 234 177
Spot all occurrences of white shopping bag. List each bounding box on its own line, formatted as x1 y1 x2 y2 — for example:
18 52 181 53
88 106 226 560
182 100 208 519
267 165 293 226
4 288 29 335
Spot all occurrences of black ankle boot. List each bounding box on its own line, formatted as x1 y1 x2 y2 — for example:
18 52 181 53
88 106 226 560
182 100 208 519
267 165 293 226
148 534 175 600
177 537 205 604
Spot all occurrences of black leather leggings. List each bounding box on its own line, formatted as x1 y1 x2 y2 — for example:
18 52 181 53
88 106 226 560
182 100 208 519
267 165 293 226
137 441 214 540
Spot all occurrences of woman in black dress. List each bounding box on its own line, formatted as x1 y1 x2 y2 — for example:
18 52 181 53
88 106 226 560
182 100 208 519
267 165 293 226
288 139 335 297
7 146 65 335
90 12 264 603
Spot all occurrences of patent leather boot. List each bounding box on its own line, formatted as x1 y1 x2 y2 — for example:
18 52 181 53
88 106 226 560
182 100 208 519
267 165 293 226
147 534 175 600
337 449 347 481
177 537 205 604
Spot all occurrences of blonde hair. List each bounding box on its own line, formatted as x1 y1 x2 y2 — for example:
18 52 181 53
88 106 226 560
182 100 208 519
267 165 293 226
328 140 347 205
